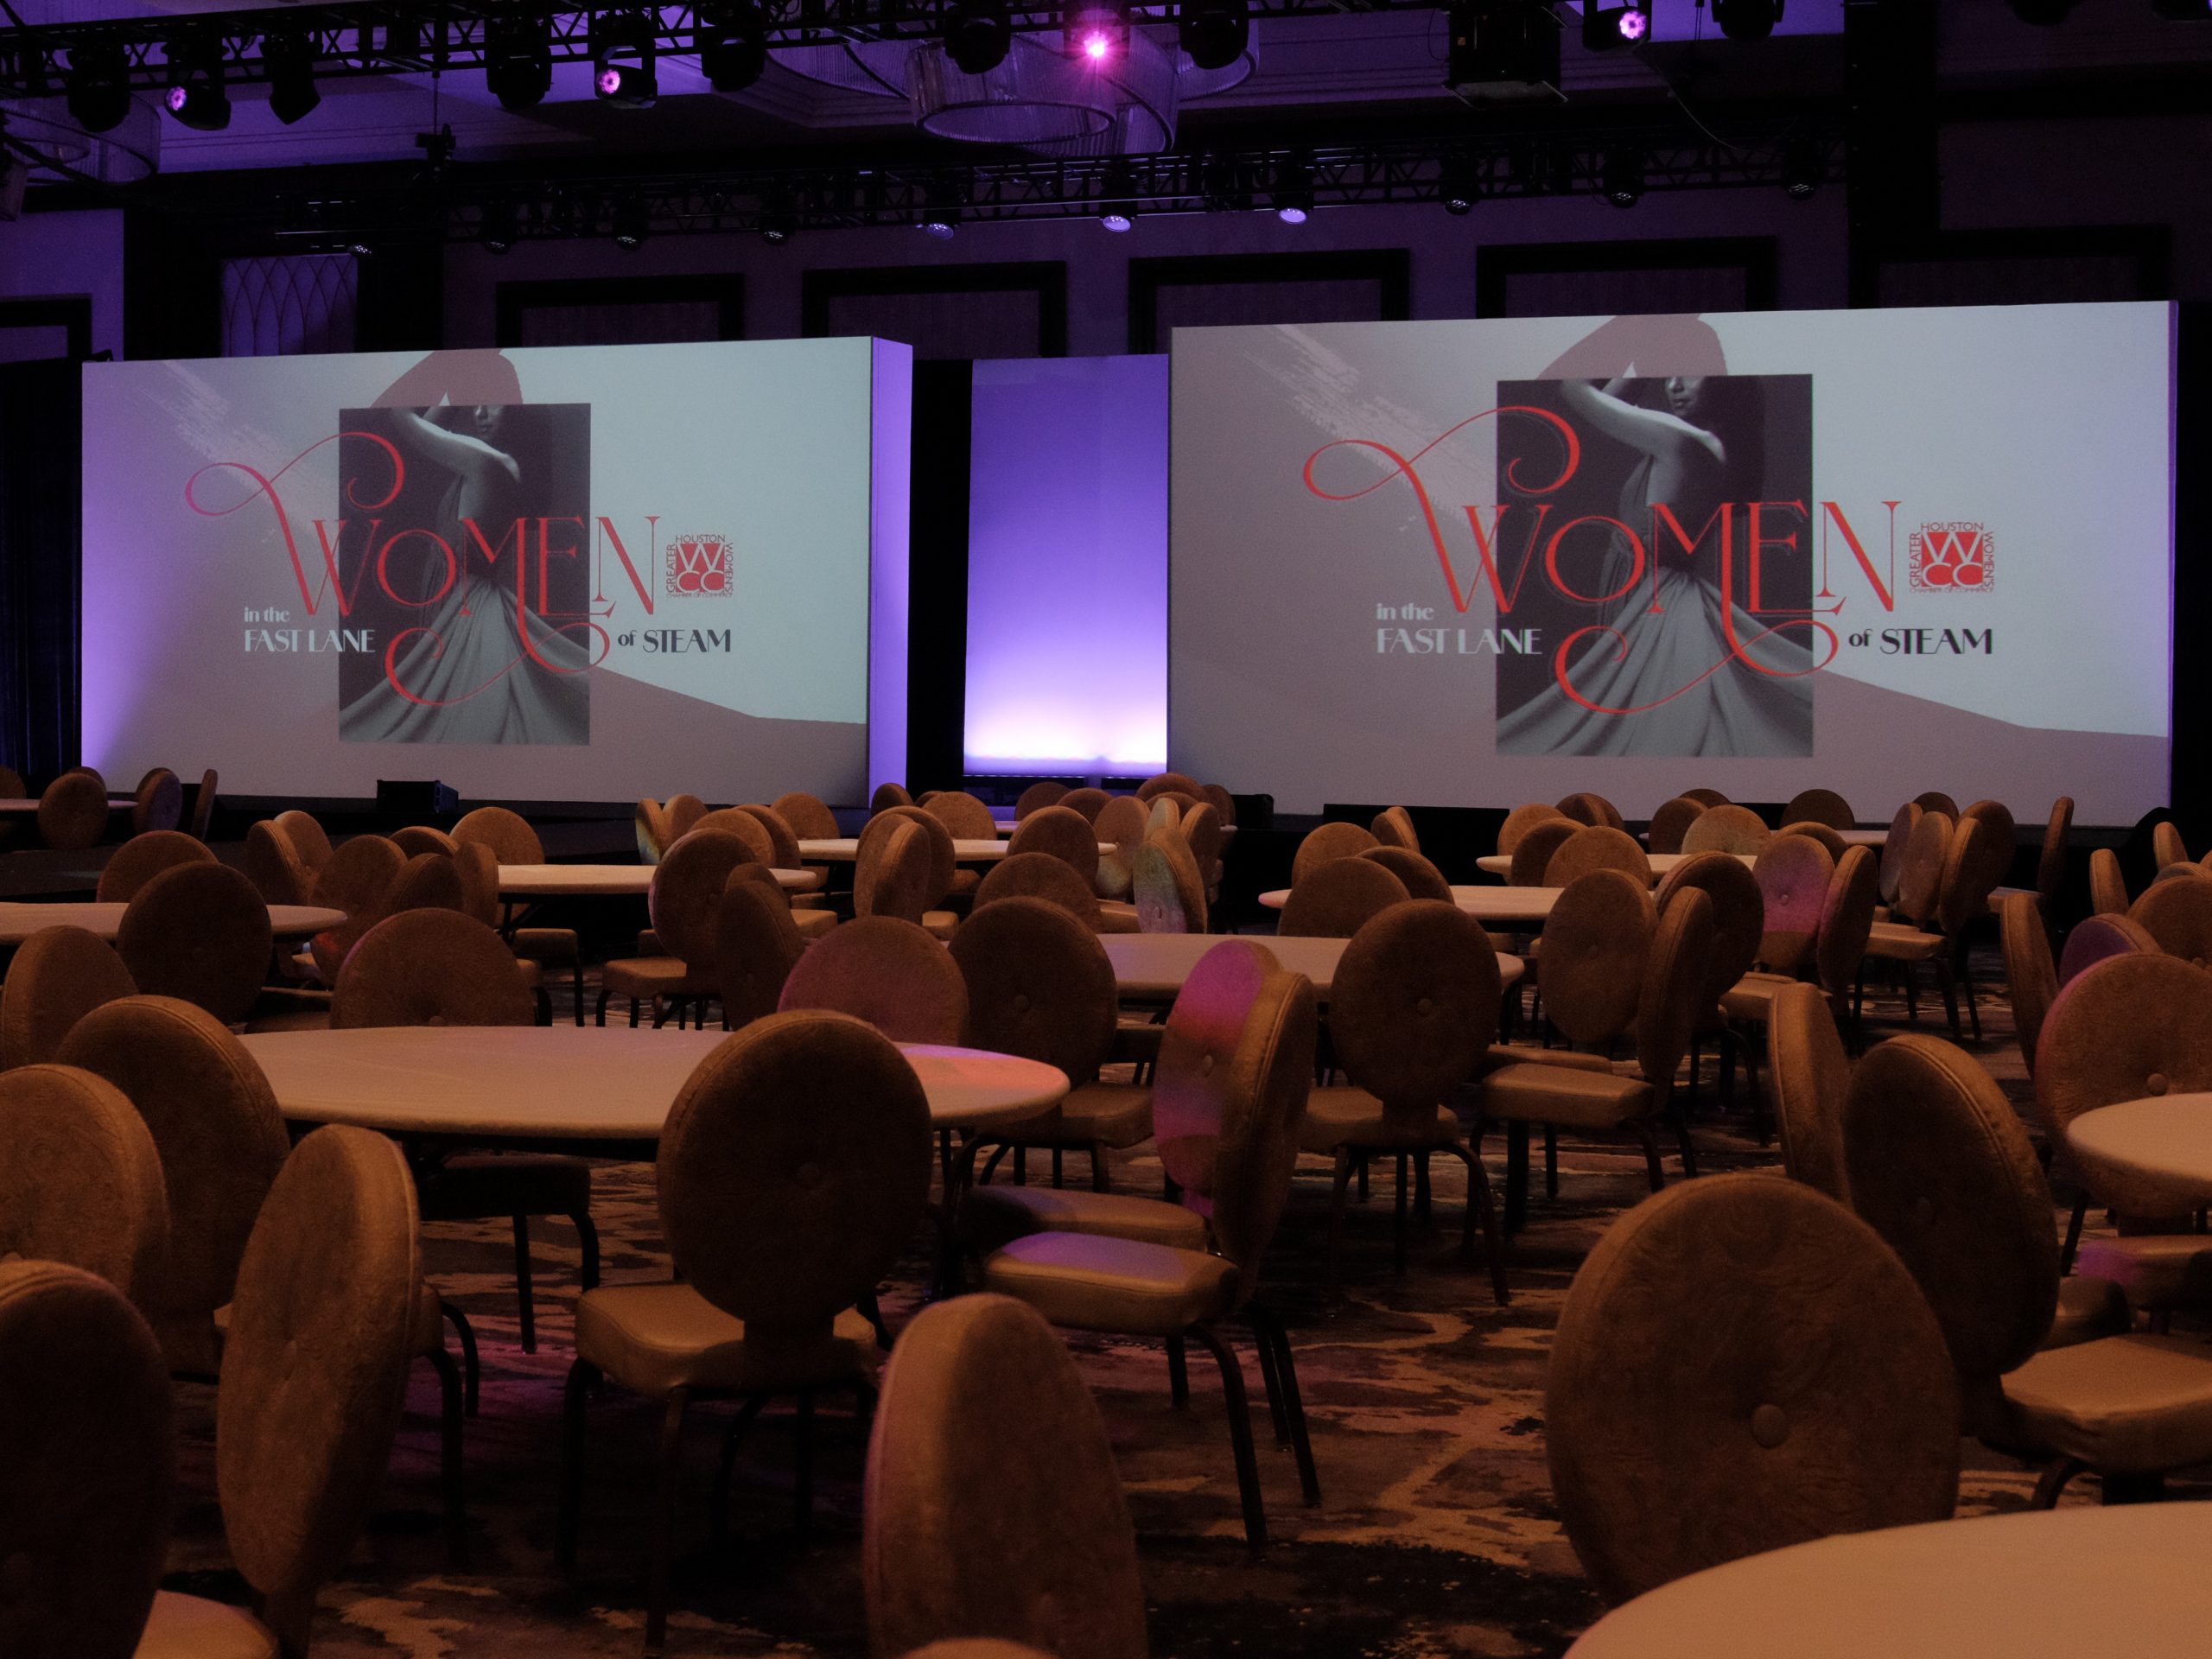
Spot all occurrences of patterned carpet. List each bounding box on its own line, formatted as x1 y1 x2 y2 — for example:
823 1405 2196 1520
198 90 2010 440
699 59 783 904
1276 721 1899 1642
161 947 2184 1658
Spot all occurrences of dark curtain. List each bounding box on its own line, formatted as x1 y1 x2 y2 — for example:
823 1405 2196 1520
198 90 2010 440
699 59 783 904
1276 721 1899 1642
0 355 81 779
907 359 971 789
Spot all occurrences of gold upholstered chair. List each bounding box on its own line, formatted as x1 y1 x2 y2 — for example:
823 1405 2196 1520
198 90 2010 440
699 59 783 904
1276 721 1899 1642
187 767 219 842
1547 1173 1958 1607
2154 819 2190 870
974 849 1104 929
302 833 405 984
135 1125 423 1658
1011 804 1137 931
1914 790 1961 819
1370 804 1420 850
559 1012 934 1652
390 823 458 858
130 767 183 836
243 817 313 906
1654 850 1764 1104
926 789 1001 841
1543 824 1649 887
0 1062 168 1308
1013 779 1069 819
1556 791 1625 830
1136 770 1201 802
871 780 915 811
0 924 137 1070
383 850 467 918
0 1257 175 1659
857 808 962 938
1497 802 1567 857
1092 794 1149 902
116 861 275 1027
779 914 969 1045
1777 818 1848 861
1276 856 1408 938
2055 912 2159 985
863 1294 1149 1659
1679 803 1770 855
1712 835 1836 1041
2088 846 2130 915
453 805 586 1024
1360 844 1453 902
2128 874 2212 967
1846 1033 2212 1506
714 874 808 1032
1766 982 1853 1205
1875 801 1921 906
1059 785 1111 823
1859 810 1968 1036
972 939 1320 1548
1782 786 1855 830
1644 796 1707 855
37 769 111 850
1290 820 1378 885
2001 890 2059 1078
773 790 842 840
96 829 214 903
598 829 758 1027
1508 817 1575 886
1132 827 1208 933
633 798 675 863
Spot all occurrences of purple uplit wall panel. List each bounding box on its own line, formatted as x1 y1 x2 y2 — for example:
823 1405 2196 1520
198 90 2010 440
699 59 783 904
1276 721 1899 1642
963 354 1167 775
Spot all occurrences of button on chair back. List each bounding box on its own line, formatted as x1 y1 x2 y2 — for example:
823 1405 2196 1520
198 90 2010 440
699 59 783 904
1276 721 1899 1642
1291 820 1378 886
864 1294 1148 1659
118 861 276 1026
714 875 808 1031
37 770 111 851
1545 824 1649 887
131 767 183 836
1360 844 1452 902
55 995 291 1376
1370 804 1419 850
333 910 535 1029
0 1259 175 1659
2055 912 2158 986
772 791 842 840
974 851 1102 928
1751 834 1834 974
1782 787 1854 830
1547 1173 1957 1607
1007 804 1102 885
1277 856 1408 938
1768 982 1853 1205
1539 869 1657 1045
0 1064 169 1307
779 915 969 1045
0 925 137 1071
1645 796 1707 855
1133 829 1208 934
1680 803 1770 856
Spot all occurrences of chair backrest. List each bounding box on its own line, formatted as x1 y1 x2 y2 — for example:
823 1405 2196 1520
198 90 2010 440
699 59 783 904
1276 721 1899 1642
691 807 776 866
1497 802 1567 855
779 916 969 1044
131 767 183 836
871 782 915 812
1777 820 1848 861
1961 799 2018 892
1750 834 1834 973
0 1258 175 1659
1137 771 1200 802
1680 804 1770 855
772 791 842 840
2129 875 2212 968
332 910 533 1029
2056 912 2159 986
0 764 21 799
452 804 545 865
2035 952 2212 1178
1359 844 1452 903
0 925 137 1071
188 768 219 841
864 806 957 908
1133 830 1208 934
1539 870 1657 1046
1277 857 1408 938
1844 1035 2058 1393
1546 1173 1957 1607
271 809 333 871
856 817 938 925
218 1125 420 1656
1013 780 1068 820
1370 804 1420 851
1556 791 1625 831
38 771 111 851
1180 801 1225 880
1891 810 1953 926
1332 901 1501 1133
2152 820 2189 870
451 841 502 927
1634 887 1713 1089
384 851 467 917
973 852 1103 928
714 875 808 1031
2000 892 2057 1076
1151 942 1317 1306
738 804 806 868
1936 817 2005 935
1091 796 1148 899
1645 796 1706 855
1544 824 1649 887
1878 801 1923 905
2088 847 2129 916
307 833 408 976
661 792 708 842
389 824 457 858
634 798 673 864
0 1063 169 1306
244 819 313 906
662 1011 933 1362
925 791 1000 840
1814 845 1880 998
1509 818 1577 887
1913 791 1961 819
950 898 1116 1088
1654 851 1764 1011
1681 787 1730 808
2036 797 2072 903
117 861 276 1026
1781 787 1854 830
1198 783 1236 827
646 827 760 967
55 995 291 1376
1058 786 1111 823
1007 804 1102 885
1768 982 1852 1204
1291 821 1379 886
864 1294 1148 1659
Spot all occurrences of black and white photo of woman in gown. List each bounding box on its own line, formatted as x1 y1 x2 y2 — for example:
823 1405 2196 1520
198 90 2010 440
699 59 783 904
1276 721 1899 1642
337 397 594 746
1494 369 1815 758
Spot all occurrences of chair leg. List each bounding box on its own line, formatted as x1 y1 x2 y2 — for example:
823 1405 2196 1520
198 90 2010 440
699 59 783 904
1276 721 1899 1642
1325 1147 1356 1291
1356 1154 1369 1203
442 1300 480 1417
2062 1191 2088 1274
1090 1141 1111 1193
1186 1322 1268 1550
1543 1128 1559 1199
1051 1147 1065 1188
859 1288 891 1349
1445 1141 1510 1306
1166 1333 1190 1407
1249 1317 1292 1448
1414 1152 1433 1225
709 1395 768 1544
1956 939 1983 1042
573 1207 602 1291
1934 957 1963 1041
1392 1154 1410 1274
594 988 611 1027
792 1390 816 1533
1503 1122 1530 1235
2031 1456 2085 1510
424 1346 468 1569
1635 1120 1667 1192
1248 1302 1320 1506
645 1389 690 1654
571 959 585 1027
556 1358 599 1574
512 1214 537 1354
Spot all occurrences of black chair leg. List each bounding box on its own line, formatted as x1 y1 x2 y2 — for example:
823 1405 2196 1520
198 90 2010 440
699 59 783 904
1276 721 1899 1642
1090 1142 1111 1193
2063 1191 2088 1274
1187 1323 1267 1550
1250 1318 1291 1447
1446 1140 1510 1306
709 1395 768 1543
573 1207 602 1290
571 960 585 1027
1248 1302 1320 1505
1325 1147 1356 1291
512 1214 537 1353
1166 1333 1191 1407
442 1300 480 1417
1392 1154 1410 1274
1543 1128 1559 1199
424 1346 468 1568
556 1358 598 1573
645 1389 690 1654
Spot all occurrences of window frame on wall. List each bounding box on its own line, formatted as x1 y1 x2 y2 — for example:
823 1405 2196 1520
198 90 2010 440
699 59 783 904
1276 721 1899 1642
1475 237 1781 320
799 262 1069 359
0 296 93 362
1872 225 2171 308
1126 250 1412 354
493 274 747 348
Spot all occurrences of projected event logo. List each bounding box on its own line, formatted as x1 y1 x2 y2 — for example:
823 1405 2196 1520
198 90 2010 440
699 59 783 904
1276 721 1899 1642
1910 524 1993 592
665 534 735 596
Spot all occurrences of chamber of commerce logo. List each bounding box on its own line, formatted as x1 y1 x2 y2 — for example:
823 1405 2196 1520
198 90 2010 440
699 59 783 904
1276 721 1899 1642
665 534 734 596
1909 523 1992 592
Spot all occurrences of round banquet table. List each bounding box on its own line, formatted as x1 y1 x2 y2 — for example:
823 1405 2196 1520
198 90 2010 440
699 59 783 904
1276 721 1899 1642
0 900 343 945
236 1025 1066 1154
1474 852 1756 880
2063 1093 2212 1213
0 795 135 816
497 862 813 896
799 836 1112 863
1257 887 1562 925
1100 933 1522 1001
1565 1503 2212 1658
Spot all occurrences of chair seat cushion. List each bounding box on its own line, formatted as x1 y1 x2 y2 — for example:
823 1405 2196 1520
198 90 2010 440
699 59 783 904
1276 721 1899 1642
1477 1043 1613 1077
634 929 664 957
574 1281 877 1396
922 910 960 942
2000 1332 2212 1473
793 906 839 941
601 957 715 999
1053 1080 1154 1147
1298 1085 1459 1154
781 867 827 893
1481 1061 1651 1129
135 1590 279 1659
2043 1274 2132 1351
2071 1234 2212 1311
1864 923 1945 961
950 869 982 897
513 926 580 965
1719 972 1799 1022
980 1232 1237 1338
419 1152 593 1220
1096 900 1141 934
961 1185 1207 1255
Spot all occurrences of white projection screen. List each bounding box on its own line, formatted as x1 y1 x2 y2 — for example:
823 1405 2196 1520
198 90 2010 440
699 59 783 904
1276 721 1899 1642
81 337 912 802
1170 304 2174 823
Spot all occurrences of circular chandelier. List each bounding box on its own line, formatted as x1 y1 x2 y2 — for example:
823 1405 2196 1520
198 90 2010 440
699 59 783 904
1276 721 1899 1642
0 92 160 186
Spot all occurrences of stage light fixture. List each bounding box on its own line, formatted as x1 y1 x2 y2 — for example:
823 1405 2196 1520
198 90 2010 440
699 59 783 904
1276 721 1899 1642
2152 0 2212 18
1712 0 1782 41
613 198 651 249
1179 0 1250 72
1099 162 1137 231
163 39 230 131
1584 2 1652 51
1602 146 1644 207
699 3 769 92
2007 0 2077 20
1446 0 1564 96
66 43 134 135
945 0 1013 74
1782 137 1821 198
264 32 320 126
1065 2 1129 62
1272 160 1313 225
758 192 796 244
594 12 658 108
919 187 960 238
481 200 520 254
486 13 552 111
1440 154 1478 214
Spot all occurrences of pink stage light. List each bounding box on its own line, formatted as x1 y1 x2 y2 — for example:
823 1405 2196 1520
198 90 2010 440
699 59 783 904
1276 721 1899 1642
597 67 623 95
1617 7 1649 40
1081 29 1112 60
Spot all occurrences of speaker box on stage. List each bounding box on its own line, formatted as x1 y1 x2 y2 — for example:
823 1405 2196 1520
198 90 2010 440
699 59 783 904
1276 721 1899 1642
376 779 459 828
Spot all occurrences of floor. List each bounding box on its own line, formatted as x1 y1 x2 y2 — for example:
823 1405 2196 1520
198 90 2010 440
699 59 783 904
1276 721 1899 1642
160 948 2186 1658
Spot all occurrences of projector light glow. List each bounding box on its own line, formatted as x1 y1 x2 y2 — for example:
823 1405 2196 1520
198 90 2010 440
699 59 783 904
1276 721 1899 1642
597 67 623 94
1081 29 1111 59
1617 7 1648 39
165 86 186 112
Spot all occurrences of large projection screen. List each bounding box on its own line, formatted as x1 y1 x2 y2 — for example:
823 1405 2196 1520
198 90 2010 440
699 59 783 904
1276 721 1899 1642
83 337 911 803
1170 305 2173 823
